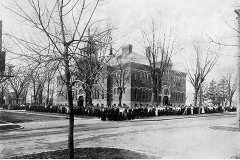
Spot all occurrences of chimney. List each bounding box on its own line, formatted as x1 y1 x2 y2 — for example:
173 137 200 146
122 44 132 55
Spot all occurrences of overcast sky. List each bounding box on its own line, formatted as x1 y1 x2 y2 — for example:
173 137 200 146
0 0 239 104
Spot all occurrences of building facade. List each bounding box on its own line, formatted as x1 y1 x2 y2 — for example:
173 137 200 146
56 44 186 107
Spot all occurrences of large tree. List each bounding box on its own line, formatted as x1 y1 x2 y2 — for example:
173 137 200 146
3 0 112 158
72 27 113 107
185 40 220 112
109 54 133 106
139 17 182 104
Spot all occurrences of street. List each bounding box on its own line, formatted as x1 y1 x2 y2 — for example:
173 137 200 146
0 113 239 159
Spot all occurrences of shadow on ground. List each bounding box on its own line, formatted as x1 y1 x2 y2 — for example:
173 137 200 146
8 147 159 159
0 125 23 132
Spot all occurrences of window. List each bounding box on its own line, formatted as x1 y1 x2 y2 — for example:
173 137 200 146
97 89 100 99
139 89 142 100
134 88 137 100
135 72 137 81
102 90 104 99
140 72 142 82
173 92 175 102
142 72 145 83
146 73 148 83
154 90 158 101
149 74 151 84
143 90 145 100
114 88 116 94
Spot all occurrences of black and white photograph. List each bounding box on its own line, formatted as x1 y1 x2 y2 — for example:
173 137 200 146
0 0 240 159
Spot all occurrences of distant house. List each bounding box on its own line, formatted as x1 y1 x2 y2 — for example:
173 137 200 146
4 92 25 105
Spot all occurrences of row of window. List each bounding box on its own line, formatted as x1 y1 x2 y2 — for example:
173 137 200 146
171 92 185 102
173 76 185 87
134 71 151 84
134 88 152 101
58 89 185 103
92 89 105 100
134 71 185 88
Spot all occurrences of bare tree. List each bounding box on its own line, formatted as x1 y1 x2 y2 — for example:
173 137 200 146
3 0 112 158
7 68 30 104
28 68 47 105
45 70 56 105
185 40 220 112
72 26 113 107
222 68 237 107
109 54 133 106
139 17 182 104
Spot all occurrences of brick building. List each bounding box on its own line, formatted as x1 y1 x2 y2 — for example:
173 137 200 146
56 44 186 107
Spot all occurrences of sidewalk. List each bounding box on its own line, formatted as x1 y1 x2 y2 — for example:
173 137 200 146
15 117 101 131
131 112 236 122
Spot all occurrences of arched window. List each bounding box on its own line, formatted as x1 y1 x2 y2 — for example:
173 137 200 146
140 72 143 82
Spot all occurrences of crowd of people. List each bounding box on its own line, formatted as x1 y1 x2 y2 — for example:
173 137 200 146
77 104 227 121
2 103 237 121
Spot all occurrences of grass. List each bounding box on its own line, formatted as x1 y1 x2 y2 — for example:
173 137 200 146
0 111 65 123
8 147 158 159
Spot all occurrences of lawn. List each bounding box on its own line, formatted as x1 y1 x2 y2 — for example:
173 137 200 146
8 147 158 159
0 110 66 123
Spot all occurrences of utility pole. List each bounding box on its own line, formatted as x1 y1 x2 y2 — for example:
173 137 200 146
235 9 240 128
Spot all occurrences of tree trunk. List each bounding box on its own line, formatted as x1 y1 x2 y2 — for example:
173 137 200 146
151 82 157 105
50 88 54 105
39 89 43 104
151 89 155 104
46 81 50 105
229 99 232 107
85 88 92 107
198 85 202 114
64 46 74 159
33 82 36 104
194 89 198 107
16 94 19 104
118 90 123 107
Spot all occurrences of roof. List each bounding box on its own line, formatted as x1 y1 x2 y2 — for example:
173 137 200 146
108 51 149 66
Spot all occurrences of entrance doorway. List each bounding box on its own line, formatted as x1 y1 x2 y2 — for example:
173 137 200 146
163 96 169 106
78 96 84 107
